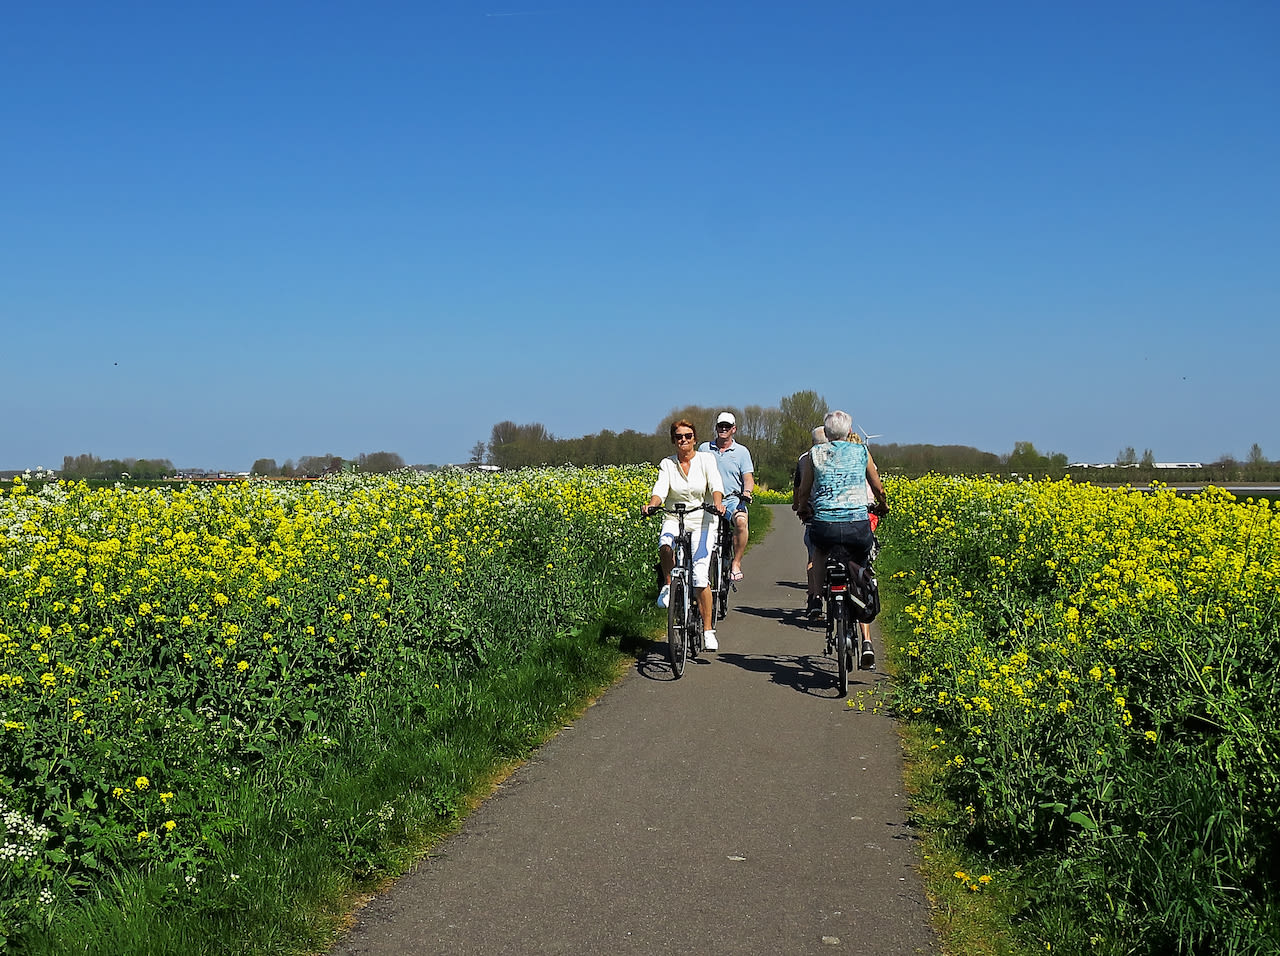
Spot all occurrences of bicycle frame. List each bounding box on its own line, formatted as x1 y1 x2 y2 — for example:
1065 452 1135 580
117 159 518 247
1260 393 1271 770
824 548 854 695
652 502 717 678
708 510 735 621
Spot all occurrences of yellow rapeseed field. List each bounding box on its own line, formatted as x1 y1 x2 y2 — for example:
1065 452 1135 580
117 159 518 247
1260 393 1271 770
1 466 655 935
882 475 1280 952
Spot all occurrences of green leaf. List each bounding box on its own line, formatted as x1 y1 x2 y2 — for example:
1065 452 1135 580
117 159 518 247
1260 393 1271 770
1067 811 1097 830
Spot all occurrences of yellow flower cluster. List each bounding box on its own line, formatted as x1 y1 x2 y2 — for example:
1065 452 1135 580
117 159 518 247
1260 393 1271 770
882 475 1280 856
889 477 1277 736
0 465 657 878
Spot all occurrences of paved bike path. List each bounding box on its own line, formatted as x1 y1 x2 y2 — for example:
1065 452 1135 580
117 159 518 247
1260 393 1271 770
331 506 938 955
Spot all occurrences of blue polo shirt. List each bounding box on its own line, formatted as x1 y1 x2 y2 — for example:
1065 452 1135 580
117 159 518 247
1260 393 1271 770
699 440 755 497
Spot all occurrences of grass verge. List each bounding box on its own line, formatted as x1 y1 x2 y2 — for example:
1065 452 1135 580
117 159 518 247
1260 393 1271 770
876 540 1041 956
22 607 652 956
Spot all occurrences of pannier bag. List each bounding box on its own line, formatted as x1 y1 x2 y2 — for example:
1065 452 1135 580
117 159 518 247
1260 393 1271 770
826 545 880 623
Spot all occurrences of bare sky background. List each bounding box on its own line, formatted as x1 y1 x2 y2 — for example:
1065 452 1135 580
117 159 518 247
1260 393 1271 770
3 0 1276 470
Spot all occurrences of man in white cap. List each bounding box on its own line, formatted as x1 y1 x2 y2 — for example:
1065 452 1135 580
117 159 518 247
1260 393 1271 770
700 411 755 580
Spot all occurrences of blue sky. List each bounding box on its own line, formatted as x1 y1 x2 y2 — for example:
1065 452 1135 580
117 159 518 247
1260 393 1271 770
3 0 1277 471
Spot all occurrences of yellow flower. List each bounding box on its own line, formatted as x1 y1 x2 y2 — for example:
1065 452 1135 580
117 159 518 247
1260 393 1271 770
137 830 150 842
135 776 149 790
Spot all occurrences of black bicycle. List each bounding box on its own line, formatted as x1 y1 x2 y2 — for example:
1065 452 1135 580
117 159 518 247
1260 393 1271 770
707 507 735 621
645 502 719 678
823 544 879 695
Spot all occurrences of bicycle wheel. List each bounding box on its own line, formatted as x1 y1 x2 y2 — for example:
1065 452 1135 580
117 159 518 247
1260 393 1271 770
667 573 688 678
707 545 722 621
689 600 703 658
834 602 849 696
716 526 734 619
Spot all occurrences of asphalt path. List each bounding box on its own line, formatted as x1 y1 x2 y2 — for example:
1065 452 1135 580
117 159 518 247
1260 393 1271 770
331 506 938 955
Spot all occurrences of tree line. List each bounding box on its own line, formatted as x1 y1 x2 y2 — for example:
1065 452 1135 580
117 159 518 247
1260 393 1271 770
61 454 178 481
480 391 1033 488
58 451 416 481
51 423 1274 487
248 452 410 477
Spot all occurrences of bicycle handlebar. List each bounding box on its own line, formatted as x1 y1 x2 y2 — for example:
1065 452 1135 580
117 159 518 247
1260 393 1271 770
641 502 724 519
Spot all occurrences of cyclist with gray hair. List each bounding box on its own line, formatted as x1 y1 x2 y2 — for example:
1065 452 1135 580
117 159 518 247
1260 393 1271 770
794 410 888 664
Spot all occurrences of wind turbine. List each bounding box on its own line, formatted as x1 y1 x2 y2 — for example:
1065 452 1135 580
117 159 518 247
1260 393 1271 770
856 423 883 446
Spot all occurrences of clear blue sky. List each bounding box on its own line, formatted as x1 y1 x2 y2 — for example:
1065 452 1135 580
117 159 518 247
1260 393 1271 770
4 0 1277 471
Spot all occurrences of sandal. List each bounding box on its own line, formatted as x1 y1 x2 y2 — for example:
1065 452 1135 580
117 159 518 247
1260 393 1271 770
729 569 744 582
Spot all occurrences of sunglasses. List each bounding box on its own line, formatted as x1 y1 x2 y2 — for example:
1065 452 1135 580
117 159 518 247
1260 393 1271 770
674 433 695 441
716 423 733 431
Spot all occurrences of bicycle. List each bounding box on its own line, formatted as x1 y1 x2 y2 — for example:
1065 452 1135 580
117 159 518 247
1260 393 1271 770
644 502 719 678
822 544 879 696
706 507 736 621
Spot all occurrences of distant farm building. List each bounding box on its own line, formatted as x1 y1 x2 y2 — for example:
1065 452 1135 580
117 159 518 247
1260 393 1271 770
1068 462 1204 469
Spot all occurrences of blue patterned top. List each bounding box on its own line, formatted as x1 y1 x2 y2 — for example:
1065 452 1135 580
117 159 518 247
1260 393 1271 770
810 441 869 523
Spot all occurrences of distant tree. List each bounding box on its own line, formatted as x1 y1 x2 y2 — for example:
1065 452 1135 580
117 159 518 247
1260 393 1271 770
1002 442 1067 477
61 454 101 480
280 459 296 477
1140 448 1155 468
358 451 405 474
1006 441 1047 474
469 441 487 465
296 454 339 477
656 405 719 438
737 404 782 448
1117 447 1138 466
759 390 828 488
251 458 280 476
1210 454 1241 483
873 443 1002 476
488 422 555 469
59 454 174 480
131 459 175 479
1248 443 1266 465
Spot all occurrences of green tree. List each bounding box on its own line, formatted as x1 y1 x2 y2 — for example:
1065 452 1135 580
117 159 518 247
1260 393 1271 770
1117 446 1138 466
488 422 554 469
754 390 827 488
1140 448 1155 469
358 451 405 474
1006 441 1046 474
251 458 280 476
296 455 340 477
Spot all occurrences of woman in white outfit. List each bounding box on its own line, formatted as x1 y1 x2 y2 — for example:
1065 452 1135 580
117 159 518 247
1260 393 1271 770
643 419 726 650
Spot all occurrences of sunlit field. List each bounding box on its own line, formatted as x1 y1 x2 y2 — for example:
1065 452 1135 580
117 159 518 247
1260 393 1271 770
1 467 655 951
881 476 1280 955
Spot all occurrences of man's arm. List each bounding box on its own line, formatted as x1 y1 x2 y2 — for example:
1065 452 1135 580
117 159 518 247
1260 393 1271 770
795 455 814 520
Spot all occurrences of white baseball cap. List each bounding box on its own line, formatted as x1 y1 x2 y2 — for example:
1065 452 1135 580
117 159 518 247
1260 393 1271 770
715 411 736 426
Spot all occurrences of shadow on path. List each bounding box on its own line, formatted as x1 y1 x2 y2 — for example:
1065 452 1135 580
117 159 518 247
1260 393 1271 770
716 650 885 698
